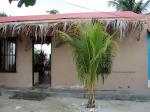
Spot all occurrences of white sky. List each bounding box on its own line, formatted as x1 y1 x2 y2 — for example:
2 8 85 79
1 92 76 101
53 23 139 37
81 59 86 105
0 0 116 16
0 0 148 16
34 44 51 58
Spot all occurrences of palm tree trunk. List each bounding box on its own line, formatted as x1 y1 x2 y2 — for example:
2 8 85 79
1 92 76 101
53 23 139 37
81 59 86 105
87 91 95 108
87 83 95 108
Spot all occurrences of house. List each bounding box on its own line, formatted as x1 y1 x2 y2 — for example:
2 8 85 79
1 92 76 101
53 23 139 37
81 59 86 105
0 11 147 90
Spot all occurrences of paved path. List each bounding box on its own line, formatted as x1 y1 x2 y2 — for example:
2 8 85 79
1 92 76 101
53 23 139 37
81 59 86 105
0 94 150 112
1 87 150 101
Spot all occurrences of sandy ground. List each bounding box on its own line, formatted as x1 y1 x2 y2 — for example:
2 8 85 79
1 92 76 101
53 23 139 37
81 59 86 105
0 95 150 112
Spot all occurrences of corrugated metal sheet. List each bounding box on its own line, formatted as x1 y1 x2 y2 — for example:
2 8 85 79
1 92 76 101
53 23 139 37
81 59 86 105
0 11 144 23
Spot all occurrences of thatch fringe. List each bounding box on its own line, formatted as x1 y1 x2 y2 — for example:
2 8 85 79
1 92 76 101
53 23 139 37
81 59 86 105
0 19 145 44
103 20 144 41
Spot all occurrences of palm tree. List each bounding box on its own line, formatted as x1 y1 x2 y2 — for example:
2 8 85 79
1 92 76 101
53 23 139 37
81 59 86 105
46 9 59 14
108 0 150 13
9 0 36 7
59 22 118 108
0 12 7 17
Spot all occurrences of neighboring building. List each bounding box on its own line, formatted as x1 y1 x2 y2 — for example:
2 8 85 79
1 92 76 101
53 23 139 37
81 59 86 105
0 11 148 90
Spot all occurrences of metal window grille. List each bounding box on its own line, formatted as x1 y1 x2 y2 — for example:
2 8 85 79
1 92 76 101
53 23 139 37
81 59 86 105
0 38 16 72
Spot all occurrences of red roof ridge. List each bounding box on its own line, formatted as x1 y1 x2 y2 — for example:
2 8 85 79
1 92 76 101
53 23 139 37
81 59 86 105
0 11 144 23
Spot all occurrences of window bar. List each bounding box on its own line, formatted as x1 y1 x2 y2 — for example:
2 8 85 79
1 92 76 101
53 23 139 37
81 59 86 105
15 41 16 72
7 40 9 72
8 41 10 72
11 42 14 71
3 40 5 71
11 42 13 72
5 40 7 72
8 40 10 72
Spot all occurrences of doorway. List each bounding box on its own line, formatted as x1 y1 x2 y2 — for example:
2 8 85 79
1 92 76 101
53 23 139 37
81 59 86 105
32 41 51 88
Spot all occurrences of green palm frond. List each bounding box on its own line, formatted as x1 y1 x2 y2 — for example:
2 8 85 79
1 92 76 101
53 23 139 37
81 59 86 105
108 0 121 10
59 22 118 85
140 0 150 12
108 0 150 13
133 0 143 13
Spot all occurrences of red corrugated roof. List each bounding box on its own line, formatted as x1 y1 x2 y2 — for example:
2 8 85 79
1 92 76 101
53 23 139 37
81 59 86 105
0 11 144 23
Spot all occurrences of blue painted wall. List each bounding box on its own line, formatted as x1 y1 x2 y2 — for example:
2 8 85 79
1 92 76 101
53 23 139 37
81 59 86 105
147 32 150 80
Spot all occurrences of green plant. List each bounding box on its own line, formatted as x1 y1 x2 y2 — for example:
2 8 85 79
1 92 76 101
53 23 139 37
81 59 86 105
34 49 45 65
59 22 118 108
108 0 150 13
9 0 36 7
0 12 7 17
46 9 59 14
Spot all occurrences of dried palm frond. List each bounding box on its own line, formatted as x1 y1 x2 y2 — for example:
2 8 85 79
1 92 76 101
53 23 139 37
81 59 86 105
0 19 145 43
103 19 144 41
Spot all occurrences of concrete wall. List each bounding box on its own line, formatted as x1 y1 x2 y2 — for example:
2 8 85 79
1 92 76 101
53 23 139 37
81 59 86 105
51 44 79 88
51 28 148 90
0 27 148 90
96 29 148 90
0 37 32 87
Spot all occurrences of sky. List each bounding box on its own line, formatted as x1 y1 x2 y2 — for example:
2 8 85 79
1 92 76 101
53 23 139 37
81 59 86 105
0 0 116 16
0 0 148 16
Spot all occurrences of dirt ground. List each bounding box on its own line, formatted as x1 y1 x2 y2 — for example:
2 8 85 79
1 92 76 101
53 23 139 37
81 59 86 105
0 95 150 112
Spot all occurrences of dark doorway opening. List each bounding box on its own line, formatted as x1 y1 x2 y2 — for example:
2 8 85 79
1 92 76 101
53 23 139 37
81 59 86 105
32 37 51 89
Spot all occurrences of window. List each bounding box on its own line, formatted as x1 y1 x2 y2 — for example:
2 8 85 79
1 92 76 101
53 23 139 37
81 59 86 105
0 38 16 72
